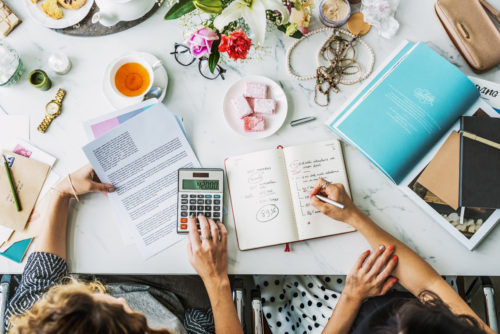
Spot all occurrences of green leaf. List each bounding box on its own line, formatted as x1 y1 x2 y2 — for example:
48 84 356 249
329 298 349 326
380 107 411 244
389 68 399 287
164 0 196 20
208 39 221 73
277 24 303 38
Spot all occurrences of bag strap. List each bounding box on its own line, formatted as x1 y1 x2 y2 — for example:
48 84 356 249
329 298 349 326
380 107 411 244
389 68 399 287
479 0 500 23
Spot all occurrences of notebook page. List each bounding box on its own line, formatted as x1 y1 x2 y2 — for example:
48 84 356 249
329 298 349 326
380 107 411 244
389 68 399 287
283 140 354 240
226 149 298 250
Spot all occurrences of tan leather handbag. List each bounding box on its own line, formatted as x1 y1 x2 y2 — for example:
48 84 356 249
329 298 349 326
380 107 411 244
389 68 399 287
435 0 500 73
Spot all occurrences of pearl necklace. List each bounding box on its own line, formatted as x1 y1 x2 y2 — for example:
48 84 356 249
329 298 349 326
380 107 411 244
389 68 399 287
286 27 375 84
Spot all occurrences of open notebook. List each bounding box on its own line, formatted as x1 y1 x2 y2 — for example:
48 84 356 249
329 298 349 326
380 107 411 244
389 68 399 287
225 140 355 251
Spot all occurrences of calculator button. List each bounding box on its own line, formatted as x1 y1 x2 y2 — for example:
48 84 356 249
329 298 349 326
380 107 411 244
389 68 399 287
190 205 196 211
180 224 188 230
190 194 197 198
214 200 221 205
181 199 188 204
205 195 212 198
198 195 204 198
181 194 188 198
197 212 204 216
197 206 204 211
180 218 188 223
205 206 211 211
190 199 196 204
181 205 188 210
214 206 221 211
180 212 188 217
205 199 212 204
213 212 221 218
214 195 221 198
205 212 211 218
197 199 204 204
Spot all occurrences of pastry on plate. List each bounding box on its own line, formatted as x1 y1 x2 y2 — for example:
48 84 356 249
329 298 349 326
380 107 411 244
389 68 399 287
31 0 41 3
58 0 87 10
40 0 63 19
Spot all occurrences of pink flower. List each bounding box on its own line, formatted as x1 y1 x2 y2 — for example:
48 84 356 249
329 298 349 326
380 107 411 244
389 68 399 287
186 27 219 58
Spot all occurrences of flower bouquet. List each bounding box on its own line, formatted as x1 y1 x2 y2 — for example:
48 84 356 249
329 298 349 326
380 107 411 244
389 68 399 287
164 0 313 73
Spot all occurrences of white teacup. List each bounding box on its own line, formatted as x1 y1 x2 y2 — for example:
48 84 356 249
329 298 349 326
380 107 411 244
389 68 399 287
109 55 161 103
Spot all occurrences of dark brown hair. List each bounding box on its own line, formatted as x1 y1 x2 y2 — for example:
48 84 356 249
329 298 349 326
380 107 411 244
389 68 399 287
382 290 487 334
8 278 171 334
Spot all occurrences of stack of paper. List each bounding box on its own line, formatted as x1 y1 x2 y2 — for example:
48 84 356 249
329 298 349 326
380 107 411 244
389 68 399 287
82 101 200 259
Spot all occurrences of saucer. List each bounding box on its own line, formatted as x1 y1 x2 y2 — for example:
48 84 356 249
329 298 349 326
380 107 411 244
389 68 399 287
103 52 168 109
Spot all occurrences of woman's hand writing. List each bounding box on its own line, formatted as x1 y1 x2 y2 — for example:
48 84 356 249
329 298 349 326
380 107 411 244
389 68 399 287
310 178 359 223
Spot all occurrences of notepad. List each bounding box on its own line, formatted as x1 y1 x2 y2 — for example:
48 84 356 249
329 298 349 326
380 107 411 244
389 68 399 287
225 140 355 251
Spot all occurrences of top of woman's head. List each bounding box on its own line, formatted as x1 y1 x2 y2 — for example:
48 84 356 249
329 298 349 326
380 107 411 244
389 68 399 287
384 290 487 334
8 278 170 334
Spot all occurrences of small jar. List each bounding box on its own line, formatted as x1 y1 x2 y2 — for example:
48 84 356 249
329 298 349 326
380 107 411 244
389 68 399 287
0 41 23 86
319 0 351 27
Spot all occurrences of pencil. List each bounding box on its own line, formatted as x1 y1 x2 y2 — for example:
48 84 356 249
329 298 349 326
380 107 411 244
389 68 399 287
315 194 345 210
2 154 21 211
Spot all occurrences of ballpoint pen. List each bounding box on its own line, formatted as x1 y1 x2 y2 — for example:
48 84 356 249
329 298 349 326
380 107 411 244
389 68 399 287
2 154 21 211
315 194 345 210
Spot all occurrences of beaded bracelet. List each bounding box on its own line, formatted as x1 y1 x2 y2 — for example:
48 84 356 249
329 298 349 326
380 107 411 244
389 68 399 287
50 175 79 202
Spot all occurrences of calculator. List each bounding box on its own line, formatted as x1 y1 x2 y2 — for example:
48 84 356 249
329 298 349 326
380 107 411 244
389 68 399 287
177 168 224 233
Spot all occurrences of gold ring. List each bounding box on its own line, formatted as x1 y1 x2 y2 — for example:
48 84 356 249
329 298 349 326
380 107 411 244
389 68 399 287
204 235 212 241
321 181 330 190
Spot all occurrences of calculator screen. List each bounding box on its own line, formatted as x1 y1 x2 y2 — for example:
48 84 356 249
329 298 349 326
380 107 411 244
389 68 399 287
182 179 219 190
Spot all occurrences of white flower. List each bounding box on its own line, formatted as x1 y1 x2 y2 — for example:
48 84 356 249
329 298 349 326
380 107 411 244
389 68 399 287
214 0 289 46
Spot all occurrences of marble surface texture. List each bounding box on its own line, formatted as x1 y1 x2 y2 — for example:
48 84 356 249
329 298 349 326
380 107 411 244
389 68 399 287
0 0 499 274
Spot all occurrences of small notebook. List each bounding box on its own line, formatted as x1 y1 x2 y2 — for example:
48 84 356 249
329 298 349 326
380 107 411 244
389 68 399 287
459 116 500 209
225 140 355 251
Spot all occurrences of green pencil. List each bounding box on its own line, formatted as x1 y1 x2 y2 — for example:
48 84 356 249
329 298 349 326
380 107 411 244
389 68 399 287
2 154 21 212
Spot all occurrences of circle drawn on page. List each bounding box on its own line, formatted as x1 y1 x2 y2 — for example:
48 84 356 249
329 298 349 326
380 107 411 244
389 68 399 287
256 204 280 222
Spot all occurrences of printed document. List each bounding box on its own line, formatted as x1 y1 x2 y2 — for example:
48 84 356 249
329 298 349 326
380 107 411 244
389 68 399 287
83 104 200 258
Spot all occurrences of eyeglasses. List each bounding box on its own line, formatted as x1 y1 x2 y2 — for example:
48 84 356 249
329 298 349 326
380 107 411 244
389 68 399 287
170 43 226 80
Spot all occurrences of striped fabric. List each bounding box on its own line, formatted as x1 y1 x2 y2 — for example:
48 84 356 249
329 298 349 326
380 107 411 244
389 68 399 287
5 252 67 331
184 308 215 334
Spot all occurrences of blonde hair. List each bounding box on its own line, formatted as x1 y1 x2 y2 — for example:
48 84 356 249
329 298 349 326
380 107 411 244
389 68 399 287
9 278 171 334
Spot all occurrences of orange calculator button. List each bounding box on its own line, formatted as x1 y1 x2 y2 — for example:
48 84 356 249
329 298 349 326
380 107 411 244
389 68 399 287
180 224 188 230
181 218 188 223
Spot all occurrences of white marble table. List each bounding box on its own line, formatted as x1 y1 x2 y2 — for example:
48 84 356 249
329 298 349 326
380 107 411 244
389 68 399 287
1 0 499 275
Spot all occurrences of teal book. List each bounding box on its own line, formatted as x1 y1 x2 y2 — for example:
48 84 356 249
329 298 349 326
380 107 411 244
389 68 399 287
327 41 481 185
0 238 33 263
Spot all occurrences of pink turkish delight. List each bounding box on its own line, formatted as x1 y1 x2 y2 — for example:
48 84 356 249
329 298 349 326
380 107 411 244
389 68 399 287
246 97 255 110
253 98 276 114
244 82 267 99
232 96 253 118
243 115 266 132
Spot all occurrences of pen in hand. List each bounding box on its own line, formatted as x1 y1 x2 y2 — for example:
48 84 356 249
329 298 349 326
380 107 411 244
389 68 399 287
2 154 21 212
315 194 345 210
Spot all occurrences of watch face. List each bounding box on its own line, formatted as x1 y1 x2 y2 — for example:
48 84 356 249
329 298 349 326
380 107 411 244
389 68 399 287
46 102 60 115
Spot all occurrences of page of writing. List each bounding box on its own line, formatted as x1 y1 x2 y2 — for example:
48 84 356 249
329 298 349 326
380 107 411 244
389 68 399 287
226 149 298 250
283 140 355 240
82 104 200 259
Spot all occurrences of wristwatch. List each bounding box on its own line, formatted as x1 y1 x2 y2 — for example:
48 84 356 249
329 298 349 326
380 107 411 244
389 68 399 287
37 88 66 133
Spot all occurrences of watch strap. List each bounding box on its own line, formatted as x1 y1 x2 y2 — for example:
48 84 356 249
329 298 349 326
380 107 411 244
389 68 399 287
54 88 66 105
37 114 56 133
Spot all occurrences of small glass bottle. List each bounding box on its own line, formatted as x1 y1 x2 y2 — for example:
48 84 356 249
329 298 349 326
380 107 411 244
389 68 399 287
0 41 23 86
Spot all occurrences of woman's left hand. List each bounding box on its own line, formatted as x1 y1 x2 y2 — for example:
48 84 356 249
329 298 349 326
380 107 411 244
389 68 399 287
343 245 399 302
54 164 115 197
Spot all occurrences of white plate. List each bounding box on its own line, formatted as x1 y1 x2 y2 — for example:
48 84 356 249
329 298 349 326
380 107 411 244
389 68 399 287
24 0 95 29
103 51 168 109
223 75 288 139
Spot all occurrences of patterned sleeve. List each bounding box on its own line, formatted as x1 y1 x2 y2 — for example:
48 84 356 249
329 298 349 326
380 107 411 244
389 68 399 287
5 252 68 328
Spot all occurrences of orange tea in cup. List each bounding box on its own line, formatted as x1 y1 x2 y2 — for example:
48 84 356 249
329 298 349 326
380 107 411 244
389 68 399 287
114 62 150 97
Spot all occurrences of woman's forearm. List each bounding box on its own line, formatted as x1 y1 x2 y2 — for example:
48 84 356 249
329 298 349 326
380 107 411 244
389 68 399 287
33 191 70 260
322 293 362 334
204 276 244 334
347 209 440 295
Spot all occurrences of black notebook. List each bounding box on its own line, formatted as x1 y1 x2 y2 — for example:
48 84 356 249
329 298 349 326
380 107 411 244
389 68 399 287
459 116 500 209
